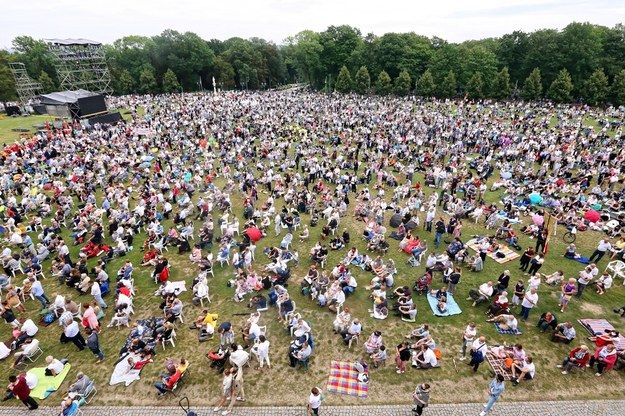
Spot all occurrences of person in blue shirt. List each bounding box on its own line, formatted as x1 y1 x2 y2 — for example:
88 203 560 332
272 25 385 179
480 374 505 415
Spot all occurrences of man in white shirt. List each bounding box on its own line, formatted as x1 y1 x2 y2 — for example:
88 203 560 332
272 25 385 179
61 320 86 351
412 344 438 369
576 266 593 298
589 239 611 263
520 288 539 321
13 319 39 349
45 356 65 376
468 281 494 306
512 356 535 384
90 281 107 309
229 344 250 368
192 281 209 306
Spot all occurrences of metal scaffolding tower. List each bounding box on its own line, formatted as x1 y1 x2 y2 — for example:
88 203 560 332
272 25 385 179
47 38 112 94
9 62 41 106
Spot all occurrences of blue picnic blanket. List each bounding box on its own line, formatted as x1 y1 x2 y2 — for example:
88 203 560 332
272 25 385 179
566 256 590 264
495 323 523 335
426 293 462 317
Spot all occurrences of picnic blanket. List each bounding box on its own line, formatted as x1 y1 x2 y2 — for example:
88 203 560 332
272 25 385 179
467 240 520 264
578 318 625 350
426 293 462 317
495 323 522 335
485 348 515 381
109 353 148 386
120 317 164 353
326 360 369 398
566 256 590 264
28 363 72 399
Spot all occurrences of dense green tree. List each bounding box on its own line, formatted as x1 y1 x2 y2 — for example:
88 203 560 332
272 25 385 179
492 67 511 99
611 69 625 106
547 68 574 103
117 69 135 95
213 56 236 90
376 70 392 95
150 30 215 91
283 30 324 88
559 22 604 93
0 50 17 102
335 66 353 93
417 69 436 96
394 70 412 96
319 25 363 79
497 31 530 85
375 33 433 82
523 29 564 90
583 68 609 105
38 71 56 94
440 70 457 98
523 68 543 100
138 64 157 93
354 66 371 94
466 72 485 98
11 36 58 86
458 45 498 90
162 68 181 93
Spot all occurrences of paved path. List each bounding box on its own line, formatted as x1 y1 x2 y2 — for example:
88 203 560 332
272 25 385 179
1 401 624 416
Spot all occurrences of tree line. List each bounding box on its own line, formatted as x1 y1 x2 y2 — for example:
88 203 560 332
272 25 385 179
1 22 625 105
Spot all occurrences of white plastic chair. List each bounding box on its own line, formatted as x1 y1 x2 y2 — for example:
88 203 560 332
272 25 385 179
606 260 625 284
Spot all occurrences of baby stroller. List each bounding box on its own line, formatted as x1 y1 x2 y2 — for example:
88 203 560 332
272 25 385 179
207 345 230 373
413 272 432 296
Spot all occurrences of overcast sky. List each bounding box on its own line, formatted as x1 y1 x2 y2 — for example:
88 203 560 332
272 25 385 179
1 0 623 48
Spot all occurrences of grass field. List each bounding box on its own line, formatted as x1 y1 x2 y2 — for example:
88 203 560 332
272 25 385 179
0 114 54 144
0 106 624 409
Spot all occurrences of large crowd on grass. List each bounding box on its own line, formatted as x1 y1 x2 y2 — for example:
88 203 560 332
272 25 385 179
0 91 624 415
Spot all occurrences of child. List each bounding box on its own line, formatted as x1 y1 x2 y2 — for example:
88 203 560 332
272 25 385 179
308 386 323 415
213 368 235 413
371 345 387 368
511 280 525 307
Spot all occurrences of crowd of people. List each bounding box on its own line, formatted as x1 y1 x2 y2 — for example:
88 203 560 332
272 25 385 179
0 90 624 414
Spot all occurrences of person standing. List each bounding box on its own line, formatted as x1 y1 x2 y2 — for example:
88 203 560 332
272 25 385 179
29 276 49 310
526 253 544 276
307 386 323 415
223 366 245 415
575 266 593 299
90 281 107 309
433 218 445 248
589 239 611 263
460 322 477 361
85 327 104 363
412 383 430 415
8 374 38 410
468 336 487 372
480 374 505 416
519 288 539 321
61 319 86 351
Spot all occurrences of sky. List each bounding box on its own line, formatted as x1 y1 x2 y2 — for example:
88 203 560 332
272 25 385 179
1 0 623 48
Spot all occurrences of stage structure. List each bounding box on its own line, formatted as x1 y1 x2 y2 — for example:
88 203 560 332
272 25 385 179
8 62 41 108
46 38 112 94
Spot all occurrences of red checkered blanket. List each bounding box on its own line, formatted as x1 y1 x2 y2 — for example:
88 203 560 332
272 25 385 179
326 360 369 398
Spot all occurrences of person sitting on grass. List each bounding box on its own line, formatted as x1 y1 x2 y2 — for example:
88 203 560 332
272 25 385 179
370 345 387 368
557 344 590 375
411 344 438 369
511 356 535 385
551 322 576 344
485 291 508 317
406 324 430 340
487 314 518 332
467 281 494 306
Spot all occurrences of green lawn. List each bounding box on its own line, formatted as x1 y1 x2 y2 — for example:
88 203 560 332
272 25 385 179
0 109 624 409
0 114 54 145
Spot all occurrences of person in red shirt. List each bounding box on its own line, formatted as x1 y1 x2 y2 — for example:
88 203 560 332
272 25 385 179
8 374 38 409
